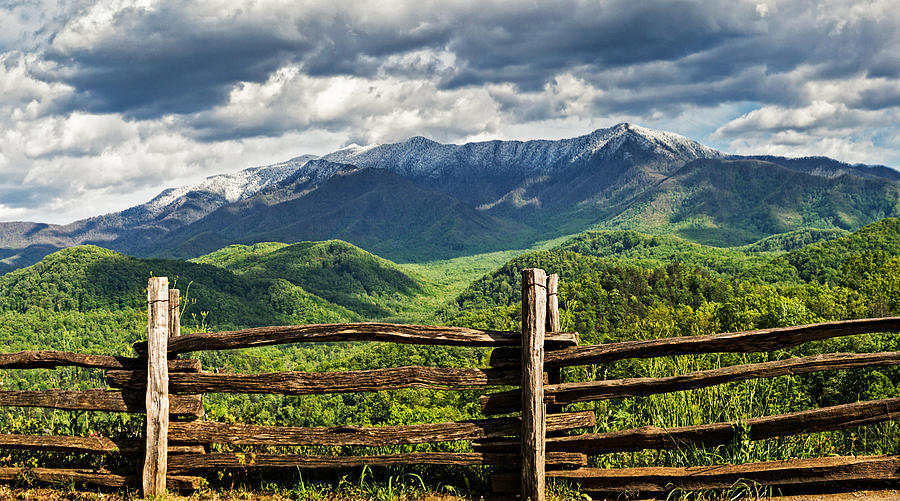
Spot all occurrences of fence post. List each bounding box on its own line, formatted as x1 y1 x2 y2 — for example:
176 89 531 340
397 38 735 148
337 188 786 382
545 274 563 417
546 274 560 333
521 268 547 501
144 277 170 497
169 288 181 338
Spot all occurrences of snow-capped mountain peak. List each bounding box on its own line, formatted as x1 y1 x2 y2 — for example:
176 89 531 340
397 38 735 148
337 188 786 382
141 154 318 218
332 143 379 156
137 124 721 222
574 122 722 162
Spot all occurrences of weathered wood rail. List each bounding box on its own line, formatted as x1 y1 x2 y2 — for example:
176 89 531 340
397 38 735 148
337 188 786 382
168 451 588 473
0 389 203 415
0 271 898 499
136 322 577 355
475 396 900 454
168 411 595 446
0 351 200 371
480 351 900 414
490 316 900 367
492 454 900 493
106 365 523 393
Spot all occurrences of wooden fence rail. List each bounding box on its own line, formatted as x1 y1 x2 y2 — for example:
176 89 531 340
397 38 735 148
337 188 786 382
492 454 900 493
490 316 900 367
169 451 588 473
0 351 199 371
0 434 203 455
481 351 900 414
0 270 899 499
474 396 900 454
136 323 577 355
0 468 204 491
106 365 521 394
0 389 204 416
168 411 594 446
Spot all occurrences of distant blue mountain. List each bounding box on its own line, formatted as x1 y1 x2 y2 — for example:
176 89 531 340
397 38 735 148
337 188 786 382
1 123 898 270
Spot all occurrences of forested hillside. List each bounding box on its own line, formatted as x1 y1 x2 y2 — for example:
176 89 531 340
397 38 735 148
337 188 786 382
451 218 900 314
606 158 900 246
775 218 900 283
446 219 900 482
191 240 428 318
1 221 899 496
0 244 367 327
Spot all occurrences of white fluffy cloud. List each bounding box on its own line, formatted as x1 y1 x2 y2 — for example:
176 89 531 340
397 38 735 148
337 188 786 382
713 73 900 164
0 54 345 222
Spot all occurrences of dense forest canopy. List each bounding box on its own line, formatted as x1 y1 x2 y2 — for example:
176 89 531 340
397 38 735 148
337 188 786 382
0 218 899 492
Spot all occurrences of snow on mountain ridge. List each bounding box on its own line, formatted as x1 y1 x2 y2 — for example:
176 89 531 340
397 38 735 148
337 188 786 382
574 123 723 161
321 123 722 178
138 124 719 221
628 124 722 158
141 154 318 217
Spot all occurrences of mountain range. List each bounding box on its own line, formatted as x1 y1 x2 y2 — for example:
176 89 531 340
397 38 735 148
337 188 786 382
7 217 900 332
2 123 899 272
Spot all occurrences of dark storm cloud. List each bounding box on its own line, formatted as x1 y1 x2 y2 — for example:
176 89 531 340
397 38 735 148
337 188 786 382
41 2 454 119
42 7 310 118
37 0 759 119
441 0 749 90
857 85 900 111
34 0 899 128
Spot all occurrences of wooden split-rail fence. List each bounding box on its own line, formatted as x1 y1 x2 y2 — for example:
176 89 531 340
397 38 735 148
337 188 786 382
0 270 899 499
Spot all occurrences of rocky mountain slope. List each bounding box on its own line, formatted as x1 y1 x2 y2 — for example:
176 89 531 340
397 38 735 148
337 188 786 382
0 154 317 272
1 124 898 270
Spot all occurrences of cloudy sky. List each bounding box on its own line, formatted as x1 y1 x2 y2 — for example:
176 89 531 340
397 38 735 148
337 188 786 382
2 0 899 224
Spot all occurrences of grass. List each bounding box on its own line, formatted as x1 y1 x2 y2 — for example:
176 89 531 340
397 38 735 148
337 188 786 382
5 483 899 501
0 486 465 501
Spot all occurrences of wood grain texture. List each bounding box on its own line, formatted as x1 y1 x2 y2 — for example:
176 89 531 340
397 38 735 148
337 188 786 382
481 351 900 414
477 397 900 453
168 451 586 473
134 322 577 355
545 273 563 417
169 288 181 338
168 411 594 447
0 351 199 371
521 268 547 501
169 359 202 372
143 276 169 498
545 274 560 334
168 444 206 454
551 396 900 453
0 433 129 454
107 366 520 395
0 389 203 416
0 434 205 455
492 455 900 493
491 317 900 368
0 467 203 490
